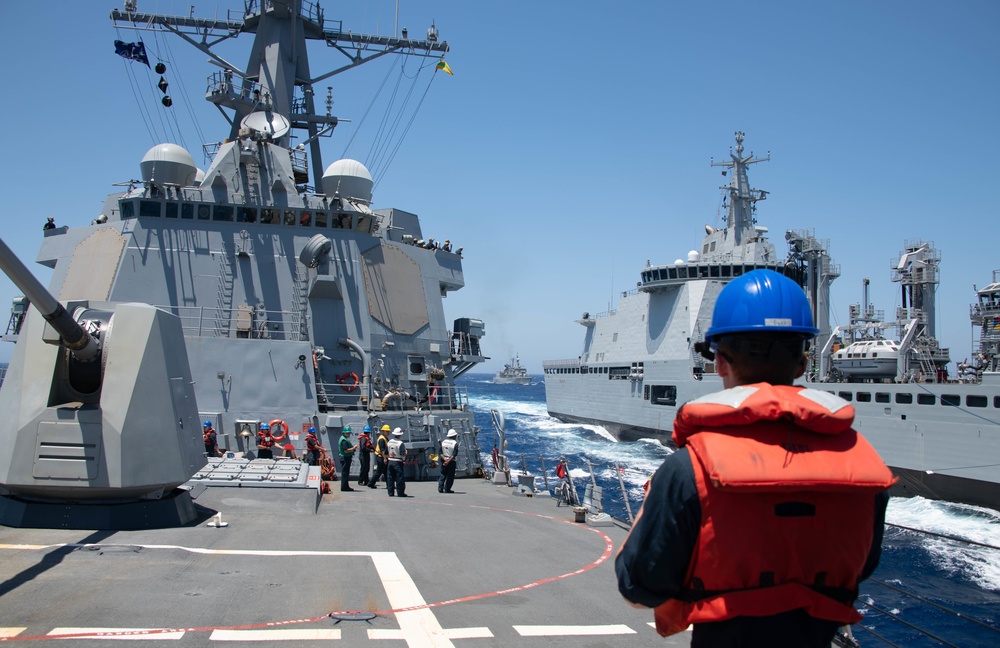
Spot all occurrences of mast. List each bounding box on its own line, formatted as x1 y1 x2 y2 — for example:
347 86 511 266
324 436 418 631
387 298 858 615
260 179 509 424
710 131 770 245
111 0 448 187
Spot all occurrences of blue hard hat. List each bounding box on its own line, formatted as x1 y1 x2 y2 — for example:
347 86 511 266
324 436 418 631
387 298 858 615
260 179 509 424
203 420 212 427
705 270 818 342
261 423 270 430
308 426 316 433
363 425 371 433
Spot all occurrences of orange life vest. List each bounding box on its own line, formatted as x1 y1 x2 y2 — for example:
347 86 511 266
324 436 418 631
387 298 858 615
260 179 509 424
654 384 896 637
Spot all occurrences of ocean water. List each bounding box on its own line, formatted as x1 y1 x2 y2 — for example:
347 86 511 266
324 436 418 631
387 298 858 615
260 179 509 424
460 374 1000 647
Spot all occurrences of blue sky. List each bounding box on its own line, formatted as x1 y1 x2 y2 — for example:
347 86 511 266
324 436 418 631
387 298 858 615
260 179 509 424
0 1 997 373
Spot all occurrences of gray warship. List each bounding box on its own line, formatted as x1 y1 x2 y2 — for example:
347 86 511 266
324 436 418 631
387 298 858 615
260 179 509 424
0 0 489 529
493 355 531 385
543 132 1000 512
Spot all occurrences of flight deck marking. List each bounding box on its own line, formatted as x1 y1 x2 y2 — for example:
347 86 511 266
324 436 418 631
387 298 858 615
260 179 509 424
0 502 614 644
48 628 184 640
209 629 341 641
514 624 636 636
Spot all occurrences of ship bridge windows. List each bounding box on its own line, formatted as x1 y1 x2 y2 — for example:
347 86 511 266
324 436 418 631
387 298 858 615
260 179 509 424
838 391 853 401
917 394 935 405
197 204 211 220
261 208 278 224
165 202 178 218
856 392 872 403
120 200 135 219
139 200 161 217
875 393 891 403
238 207 257 223
941 394 960 407
300 210 312 226
213 205 234 222
181 203 193 219
283 209 296 225
895 393 913 404
315 211 328 227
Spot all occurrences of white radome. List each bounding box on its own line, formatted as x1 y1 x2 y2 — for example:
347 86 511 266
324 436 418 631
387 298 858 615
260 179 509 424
140 143 197 187
321 159 374 203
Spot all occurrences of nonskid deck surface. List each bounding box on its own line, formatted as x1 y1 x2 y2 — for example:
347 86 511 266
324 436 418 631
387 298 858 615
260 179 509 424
0 480 685 647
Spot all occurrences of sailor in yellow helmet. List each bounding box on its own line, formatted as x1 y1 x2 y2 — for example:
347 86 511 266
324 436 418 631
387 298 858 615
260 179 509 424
368 424 391 489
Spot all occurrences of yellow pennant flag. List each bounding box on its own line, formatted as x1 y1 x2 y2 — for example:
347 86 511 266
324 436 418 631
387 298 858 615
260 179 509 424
436 60 453 75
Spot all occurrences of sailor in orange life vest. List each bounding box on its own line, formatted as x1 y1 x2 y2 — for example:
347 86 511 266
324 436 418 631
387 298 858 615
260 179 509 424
615 269 896 647
256 422 275 460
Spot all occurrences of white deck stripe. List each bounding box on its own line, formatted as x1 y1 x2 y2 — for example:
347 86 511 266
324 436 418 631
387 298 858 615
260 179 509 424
514 624 636 636
209 629 341 641
369 551 458 647
647 621 693 632
49 628 184 640
368 628 493 640
0 628 27 638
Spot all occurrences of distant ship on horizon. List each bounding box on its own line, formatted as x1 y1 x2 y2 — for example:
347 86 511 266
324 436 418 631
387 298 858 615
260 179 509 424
493 354 531 385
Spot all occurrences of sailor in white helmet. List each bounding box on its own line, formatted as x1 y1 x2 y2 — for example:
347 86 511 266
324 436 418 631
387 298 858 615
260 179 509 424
438 429 460 493
386 428 408 497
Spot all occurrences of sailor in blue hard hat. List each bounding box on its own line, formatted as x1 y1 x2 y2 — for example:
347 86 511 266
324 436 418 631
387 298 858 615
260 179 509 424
617 269 894 644
694 268 818 386
202 419 220 457
304 426 323 466
256 422 275 460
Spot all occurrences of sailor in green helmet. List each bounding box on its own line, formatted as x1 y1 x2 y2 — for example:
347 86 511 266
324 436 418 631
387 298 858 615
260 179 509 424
338 425 357 492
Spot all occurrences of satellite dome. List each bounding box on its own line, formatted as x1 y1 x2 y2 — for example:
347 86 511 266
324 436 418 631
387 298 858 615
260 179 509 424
321 159 373 203
687 250 700 263
140 143 197 187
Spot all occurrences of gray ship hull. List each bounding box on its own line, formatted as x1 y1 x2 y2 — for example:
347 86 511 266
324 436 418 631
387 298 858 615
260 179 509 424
493 375 532 386
546 361 1000 511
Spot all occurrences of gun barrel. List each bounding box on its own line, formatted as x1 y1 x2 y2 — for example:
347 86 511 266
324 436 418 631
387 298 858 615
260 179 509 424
0 237 98 359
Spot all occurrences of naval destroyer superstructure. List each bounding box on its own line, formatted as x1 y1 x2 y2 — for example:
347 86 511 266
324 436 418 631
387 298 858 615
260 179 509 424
0 0 488 527
543 132 1000 511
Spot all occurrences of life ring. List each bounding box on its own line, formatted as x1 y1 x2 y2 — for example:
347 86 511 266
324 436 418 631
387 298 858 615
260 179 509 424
269 419 287 441
339 372 359 392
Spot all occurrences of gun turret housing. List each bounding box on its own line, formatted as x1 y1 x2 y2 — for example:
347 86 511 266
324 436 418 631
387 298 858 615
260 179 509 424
0 238 206 529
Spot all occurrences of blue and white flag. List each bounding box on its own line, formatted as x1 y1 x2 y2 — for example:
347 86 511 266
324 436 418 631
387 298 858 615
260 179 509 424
114 40 150 67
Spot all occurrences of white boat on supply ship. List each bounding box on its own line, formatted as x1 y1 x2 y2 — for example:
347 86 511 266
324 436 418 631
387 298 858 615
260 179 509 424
543 131 1000 512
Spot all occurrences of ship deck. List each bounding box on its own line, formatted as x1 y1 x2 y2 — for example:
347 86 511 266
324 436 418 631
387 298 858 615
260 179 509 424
0 478 686 646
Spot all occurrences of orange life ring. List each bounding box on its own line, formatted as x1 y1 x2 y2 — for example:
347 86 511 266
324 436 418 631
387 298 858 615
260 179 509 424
339 372 360 392
269 419 287 441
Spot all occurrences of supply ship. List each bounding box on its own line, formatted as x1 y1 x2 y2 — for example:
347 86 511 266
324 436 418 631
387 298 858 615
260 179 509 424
543 132 1000 512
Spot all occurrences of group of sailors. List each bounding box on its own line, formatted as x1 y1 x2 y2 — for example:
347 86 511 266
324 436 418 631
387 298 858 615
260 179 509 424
408 237 462 255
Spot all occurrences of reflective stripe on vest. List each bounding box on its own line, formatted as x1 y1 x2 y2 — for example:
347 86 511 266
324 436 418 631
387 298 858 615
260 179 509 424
654 384 896 637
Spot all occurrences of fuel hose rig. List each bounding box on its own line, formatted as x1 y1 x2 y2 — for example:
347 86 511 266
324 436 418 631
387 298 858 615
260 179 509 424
0 237 206 529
